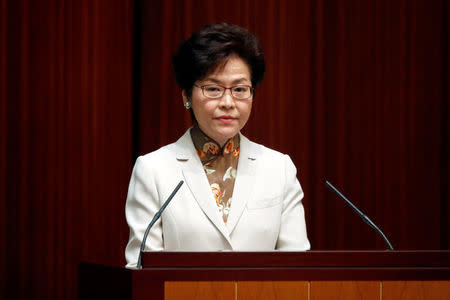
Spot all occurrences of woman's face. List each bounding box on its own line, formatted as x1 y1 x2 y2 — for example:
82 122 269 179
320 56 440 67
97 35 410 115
183 56 253 147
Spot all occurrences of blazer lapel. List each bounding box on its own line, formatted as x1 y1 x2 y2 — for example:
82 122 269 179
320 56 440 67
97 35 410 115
226 134 257 234
174 130 232 246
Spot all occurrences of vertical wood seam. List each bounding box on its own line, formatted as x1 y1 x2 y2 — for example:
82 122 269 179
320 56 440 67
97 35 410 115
308 281 311 300
235 281 237 300
380 280 383 300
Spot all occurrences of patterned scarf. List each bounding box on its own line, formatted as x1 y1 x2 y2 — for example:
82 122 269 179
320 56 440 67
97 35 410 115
190 126 240 223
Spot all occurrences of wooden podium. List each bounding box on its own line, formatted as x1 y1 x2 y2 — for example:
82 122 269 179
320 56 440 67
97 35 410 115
79 251 450 300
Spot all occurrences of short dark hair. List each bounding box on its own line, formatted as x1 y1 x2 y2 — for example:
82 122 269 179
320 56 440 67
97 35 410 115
172 23 265 98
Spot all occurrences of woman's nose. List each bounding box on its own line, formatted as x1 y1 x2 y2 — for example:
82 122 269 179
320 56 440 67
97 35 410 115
219 89 235 108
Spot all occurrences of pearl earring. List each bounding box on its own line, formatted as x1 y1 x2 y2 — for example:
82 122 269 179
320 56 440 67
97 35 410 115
184 101 191 109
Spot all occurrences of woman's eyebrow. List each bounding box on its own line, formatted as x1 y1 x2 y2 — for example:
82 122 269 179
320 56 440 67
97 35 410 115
202 77 250 84
201 78 222 84
231 78 250 84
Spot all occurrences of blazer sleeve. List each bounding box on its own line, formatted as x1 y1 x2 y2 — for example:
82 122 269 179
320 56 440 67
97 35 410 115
276 155 311 250
124 156 164 268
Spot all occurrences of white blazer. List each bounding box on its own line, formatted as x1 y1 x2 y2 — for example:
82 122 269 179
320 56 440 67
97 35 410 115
125 129 310 268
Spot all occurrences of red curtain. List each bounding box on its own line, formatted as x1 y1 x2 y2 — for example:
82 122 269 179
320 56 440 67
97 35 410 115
1 0 449 299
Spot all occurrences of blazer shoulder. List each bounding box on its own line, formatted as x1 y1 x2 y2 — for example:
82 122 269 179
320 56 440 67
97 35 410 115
135 129 192 168
242 136 297 176
135 142 177 168
243 136 289 162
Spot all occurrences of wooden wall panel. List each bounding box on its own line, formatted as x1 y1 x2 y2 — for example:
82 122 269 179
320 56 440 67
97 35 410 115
0 0 6 297
2 0 449 299
310 281 379 300
237 281 309 300
443 0 450 251
163 280 450 300
383 281 450 300
2 0 133 299
165 281 235 300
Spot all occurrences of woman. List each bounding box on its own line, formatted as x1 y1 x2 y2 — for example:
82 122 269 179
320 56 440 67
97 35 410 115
125 23 310 268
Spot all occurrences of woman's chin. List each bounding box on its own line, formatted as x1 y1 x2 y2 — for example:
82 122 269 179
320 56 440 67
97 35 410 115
217 128 238 139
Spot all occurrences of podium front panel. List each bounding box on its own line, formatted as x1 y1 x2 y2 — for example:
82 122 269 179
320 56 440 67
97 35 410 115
79 251 450 300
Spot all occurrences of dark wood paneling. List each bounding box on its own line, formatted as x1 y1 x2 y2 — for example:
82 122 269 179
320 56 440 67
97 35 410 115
78 263 133 300
78 260 450 299
133 268 450 282
0 0 7 298
2 0 133 299
3 1 450 300
137 251 450 281
141 251 450 268
442 0 450 251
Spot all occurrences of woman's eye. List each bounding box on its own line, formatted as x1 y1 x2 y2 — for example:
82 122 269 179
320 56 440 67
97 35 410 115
205 86 220 92
234 87 248 93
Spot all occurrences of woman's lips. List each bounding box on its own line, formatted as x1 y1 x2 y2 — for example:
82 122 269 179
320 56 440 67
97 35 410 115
216 116 236 124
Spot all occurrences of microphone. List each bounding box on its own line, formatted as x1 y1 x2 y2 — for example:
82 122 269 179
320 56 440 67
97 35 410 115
136 180 184 269
325 180 394 250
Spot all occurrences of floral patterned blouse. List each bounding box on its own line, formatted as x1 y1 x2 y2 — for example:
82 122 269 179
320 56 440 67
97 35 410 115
190 126 240 223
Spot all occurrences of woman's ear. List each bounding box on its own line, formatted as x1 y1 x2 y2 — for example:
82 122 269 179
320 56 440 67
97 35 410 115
182 90 192 110
182 90 188 104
